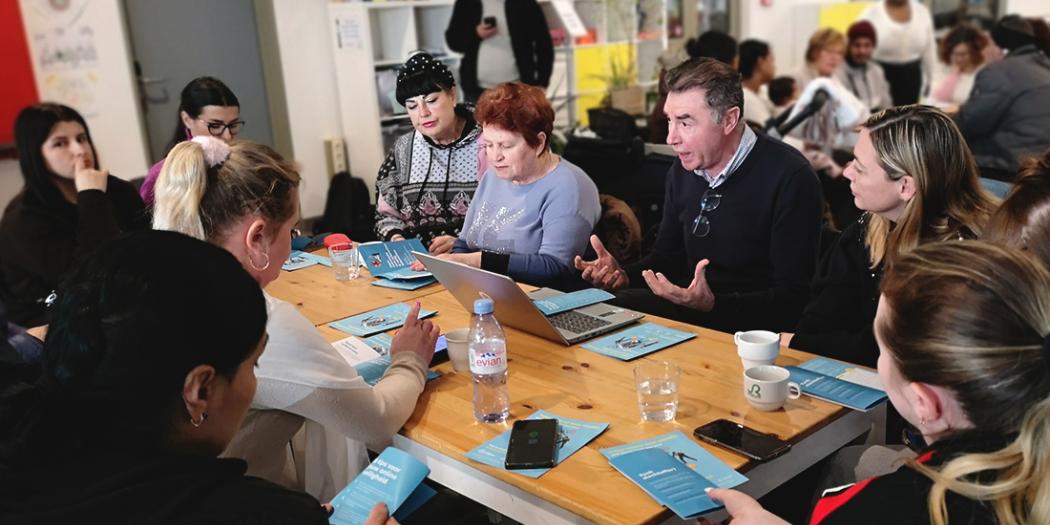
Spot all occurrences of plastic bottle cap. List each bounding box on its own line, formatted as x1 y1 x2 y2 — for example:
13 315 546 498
473 298 494 315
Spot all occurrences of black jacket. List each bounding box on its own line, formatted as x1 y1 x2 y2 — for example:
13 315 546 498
0 449 328 525
791 216 881 368
0 178 148 326
445 0 554 97
624 133 824 332
811 433 1000 524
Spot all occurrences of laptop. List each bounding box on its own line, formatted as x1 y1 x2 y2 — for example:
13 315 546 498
413 251 643 345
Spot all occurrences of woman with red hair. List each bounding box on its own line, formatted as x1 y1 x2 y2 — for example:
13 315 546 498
437 82 600 286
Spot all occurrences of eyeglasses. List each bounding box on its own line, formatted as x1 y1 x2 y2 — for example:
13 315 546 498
691 189 722 238
198 119 245 137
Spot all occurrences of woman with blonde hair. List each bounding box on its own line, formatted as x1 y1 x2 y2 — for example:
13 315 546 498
153 136 438 500
711 240 1050 524
787 105 997 367
789 28 869 154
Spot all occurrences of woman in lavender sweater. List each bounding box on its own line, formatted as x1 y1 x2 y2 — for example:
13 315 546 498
440 82 600 286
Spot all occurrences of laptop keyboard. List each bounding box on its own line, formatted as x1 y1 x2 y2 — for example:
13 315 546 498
548 310 612 334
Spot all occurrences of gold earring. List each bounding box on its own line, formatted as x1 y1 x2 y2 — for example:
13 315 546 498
190 412 209 428
248 251 270 271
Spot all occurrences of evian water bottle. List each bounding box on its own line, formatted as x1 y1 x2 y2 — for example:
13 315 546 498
469 298 509 423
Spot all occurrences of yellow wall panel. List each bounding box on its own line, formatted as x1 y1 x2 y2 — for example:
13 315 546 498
573 43 634 126
818 2 874 33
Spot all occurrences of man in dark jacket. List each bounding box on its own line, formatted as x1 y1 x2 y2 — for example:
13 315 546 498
576 58 823 333
955 15 1050 181
445 0 553 102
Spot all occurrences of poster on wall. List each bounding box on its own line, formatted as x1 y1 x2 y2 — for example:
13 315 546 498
666 0 683 38
23 0 101 116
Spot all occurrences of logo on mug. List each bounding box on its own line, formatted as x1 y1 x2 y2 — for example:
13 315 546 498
748 384 762 398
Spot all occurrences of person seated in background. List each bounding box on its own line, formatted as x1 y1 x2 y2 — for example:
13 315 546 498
576 58 823 334
650 30 739 143
708 241 1050 525
786 106 997 367
738 39 777 128
790 28 869 151
374 53 484 254
0 103 147 327
955 14 1050 182
153 137 437 500
432 82 599 287
767 76 799 116
835 20 893 112
0 230 396 525
138 76 242 207
927 24 988 108
985 147 1050 268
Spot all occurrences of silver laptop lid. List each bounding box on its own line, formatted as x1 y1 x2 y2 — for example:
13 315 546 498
412 251 569 345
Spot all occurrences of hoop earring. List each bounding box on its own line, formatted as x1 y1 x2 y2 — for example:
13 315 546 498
248 251 270 271
190 412 209 428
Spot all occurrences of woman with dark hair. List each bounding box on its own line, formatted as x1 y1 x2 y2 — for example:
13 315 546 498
928 24 988 107
424 82 599 286
710 241 1050 524
374 53 483 253
0 103 147 327
154 137 438 500
138 76 242 206
985 148 1050 268
0 231 397 524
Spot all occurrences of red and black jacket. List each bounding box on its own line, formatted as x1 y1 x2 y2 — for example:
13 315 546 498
810 434 1002 525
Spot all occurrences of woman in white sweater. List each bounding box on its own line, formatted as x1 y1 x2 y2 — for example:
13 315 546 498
861 0 936 105
152 136 438 501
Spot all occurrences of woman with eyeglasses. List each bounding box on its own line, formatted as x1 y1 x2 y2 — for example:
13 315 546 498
785 105 996 367
0 103 148 328
152 136 438 501
138 76 244 207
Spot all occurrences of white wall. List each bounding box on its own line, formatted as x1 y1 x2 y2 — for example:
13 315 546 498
1007 0 1050 18
18 0 150 180
264 0 345 219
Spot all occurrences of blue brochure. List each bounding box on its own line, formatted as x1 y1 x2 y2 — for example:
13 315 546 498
371 275 437 290
358 239 433 279
798 357 884 391
581 323 696 360
601 431 747 519
282 250 332 271
333 333 441 385
465 410 609 478
787 365 887 411
328 303 437 337
329 447 436 525
609 448 719 519
532 288 616 316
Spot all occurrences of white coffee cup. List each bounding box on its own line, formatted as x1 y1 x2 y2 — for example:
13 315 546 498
734 330 780 370
743 365 801 411
444 328 471 372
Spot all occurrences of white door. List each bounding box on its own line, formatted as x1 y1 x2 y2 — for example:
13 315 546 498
123 0 274 163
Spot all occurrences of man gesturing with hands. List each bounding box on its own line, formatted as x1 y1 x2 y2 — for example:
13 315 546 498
576 58 822 333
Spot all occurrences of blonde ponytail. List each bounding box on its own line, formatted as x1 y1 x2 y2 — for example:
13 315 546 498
152 141 209 240
879 241 1050 525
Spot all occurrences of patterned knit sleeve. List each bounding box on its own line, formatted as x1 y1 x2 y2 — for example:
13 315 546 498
374 147 407 241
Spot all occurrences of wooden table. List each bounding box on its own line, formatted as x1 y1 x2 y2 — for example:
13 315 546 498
265 263 442 325
315 289 883 525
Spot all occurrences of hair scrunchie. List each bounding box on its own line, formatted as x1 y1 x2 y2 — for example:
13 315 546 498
190 136 231 168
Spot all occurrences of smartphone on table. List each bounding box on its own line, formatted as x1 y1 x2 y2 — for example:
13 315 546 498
505 418 558 470
693 419 791 462
483 16 497 28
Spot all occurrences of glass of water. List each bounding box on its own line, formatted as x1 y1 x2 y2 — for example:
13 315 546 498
328 242 359 281
634 361 681 422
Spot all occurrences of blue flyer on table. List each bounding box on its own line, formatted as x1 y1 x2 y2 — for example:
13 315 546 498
532 288 616 316
600 431 748 515
328 303 437 337
581 323 696 360
465 410 609 478
371 275 437 290
329 447 436 525
358 240 433 279
609 448 720 519
332 333 442 385
282 250 332 271
787 365 887 412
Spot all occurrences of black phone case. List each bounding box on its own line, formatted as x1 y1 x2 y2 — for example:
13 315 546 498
693 423 791 462
505 420 557 469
